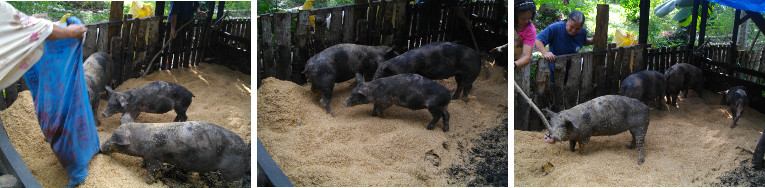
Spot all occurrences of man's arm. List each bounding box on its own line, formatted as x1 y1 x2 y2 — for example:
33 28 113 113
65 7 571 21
535 39 555 61
48 24 86 40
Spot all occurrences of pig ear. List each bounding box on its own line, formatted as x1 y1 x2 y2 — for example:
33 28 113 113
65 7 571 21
543 108 557 118
355 72 364 84
119 96 129 107
105 86 114 94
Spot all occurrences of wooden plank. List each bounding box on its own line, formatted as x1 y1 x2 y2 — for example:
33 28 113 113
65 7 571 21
553 57 568 111
382 0 394 45
120 16 132 81
83 25 99 59
111 37 123 86
293 10 312 85
535 58 551 112
343 5 356 43
605 43 617 95
566 54 583 106
612 46 625 94
620 47 632 82
634 45 645 73
146 17 160 72
367 2 379 45
313 9 330 50
329 8 343 46
375 1 386 45
514 57 531 130
97 24 110 53
580 53 594 103
258 15 275 82
273 12 293 80
394 0 407 50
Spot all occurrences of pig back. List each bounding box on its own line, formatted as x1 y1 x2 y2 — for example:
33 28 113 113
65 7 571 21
560 95 650 136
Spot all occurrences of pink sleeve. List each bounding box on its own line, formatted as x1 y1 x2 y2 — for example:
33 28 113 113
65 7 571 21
520 22 537 46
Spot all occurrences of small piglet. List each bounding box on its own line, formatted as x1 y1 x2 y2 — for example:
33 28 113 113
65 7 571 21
303 43 395 115
719 86 748 128
543 95 650 165
342 73 451 131
102 81 194 123
100 121 249 185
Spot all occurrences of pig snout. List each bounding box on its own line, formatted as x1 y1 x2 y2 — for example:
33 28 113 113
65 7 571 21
544 135 555 144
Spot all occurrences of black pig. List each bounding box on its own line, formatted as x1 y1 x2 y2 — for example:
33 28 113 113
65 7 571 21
84 52 114 126
719 86 748 128
372 42 481 101
543 95 650 165
302 44 395 115
619 70 667 109
753 126 765 170
665 63 704 106
102 81 194 123
342 73 451 131
100 121 249 185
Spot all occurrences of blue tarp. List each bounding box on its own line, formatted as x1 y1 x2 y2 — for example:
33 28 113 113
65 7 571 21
22 17 99 186
708 0 765 13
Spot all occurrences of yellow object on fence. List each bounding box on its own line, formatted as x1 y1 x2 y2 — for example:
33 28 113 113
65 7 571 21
613 29 637 47
58 13 70 23
128 1 154 18
302 0 316 30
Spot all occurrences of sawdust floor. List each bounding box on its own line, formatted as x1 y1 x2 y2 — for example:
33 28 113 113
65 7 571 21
0 63 251 187
514 90 765 186
257 65 508 186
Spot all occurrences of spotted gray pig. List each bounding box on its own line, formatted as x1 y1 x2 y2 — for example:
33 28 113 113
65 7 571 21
372 42 481 101
543 95 650 165
100 121 249 185
84 52 113 126
665 63 704 106
719 86 748 128
302 44 395 115
619 70 667 109
102 81 194 123
342 73 451 131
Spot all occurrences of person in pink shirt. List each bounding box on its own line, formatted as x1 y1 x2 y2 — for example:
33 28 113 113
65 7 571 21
514 0 537 70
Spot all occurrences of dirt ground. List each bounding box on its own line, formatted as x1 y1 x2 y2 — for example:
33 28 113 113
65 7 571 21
0 63 251 187
257 63 508 186
514 90 765 186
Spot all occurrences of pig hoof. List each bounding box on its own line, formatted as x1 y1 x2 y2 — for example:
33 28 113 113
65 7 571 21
638 159 644 165
426 124 435 130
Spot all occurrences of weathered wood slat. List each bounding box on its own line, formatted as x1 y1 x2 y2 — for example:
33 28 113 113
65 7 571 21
611 46 624 94
633 45 644 73
342 5 356 43
394 0 407 49
313 9 330 50
83 25 99 59
620 47 632 83
535 59 551 112
605 43 617 95
514 58 531 130
273 12 293 80
553 57 568 111
375 1 386 45
293 10 312 85
566 54 583 106
97 24 110 53
382 0 394 45
580 53 594 103
329 8 343 46
146 17 160 72
121 18 134 81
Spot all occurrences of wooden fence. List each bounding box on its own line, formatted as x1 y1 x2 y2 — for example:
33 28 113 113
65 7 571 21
257 0 506 87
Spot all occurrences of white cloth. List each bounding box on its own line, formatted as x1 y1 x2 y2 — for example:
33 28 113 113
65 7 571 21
0 2 54 90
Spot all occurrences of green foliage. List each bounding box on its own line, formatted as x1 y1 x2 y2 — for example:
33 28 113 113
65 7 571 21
8 1 111 24
619 0 639 22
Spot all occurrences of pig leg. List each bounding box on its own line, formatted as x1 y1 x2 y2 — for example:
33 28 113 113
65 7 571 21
569 140 577 152
143 159 162 184
371 101 392 117
731 104 743 128
441 108 450 132
173 105 189 122
120 111 139 123
321 87 334 115
426 108 443 130
629 127 647 165
461 82 473 102
452 76 465 100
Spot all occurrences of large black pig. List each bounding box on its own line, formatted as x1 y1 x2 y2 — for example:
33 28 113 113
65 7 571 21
102 81 194 123
665 63 704 106
753 125 765 170
719 86 748 128
302 44 395 115
372 42 482 102
619 70 667 109
83 52 113 126
100 121 249 185
543 95 650 165
342 73 451 131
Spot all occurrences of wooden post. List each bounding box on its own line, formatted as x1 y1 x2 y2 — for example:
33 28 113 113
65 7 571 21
638 0 649 44
342 5 356 43
109 1 124 53
566 54 583 106
83 25 98 58
580 53 594 103
258 15 275 80
731 9 741 73
593 4 608 98
217 1 226 21
688 0 699 50
330 8 343 46
294 10 312 85
514 58 531 130
698 0 709 47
